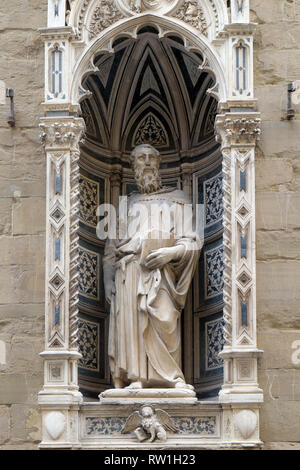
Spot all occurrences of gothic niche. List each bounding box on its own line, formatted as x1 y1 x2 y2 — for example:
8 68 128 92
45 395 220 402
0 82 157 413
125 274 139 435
77 26 224 399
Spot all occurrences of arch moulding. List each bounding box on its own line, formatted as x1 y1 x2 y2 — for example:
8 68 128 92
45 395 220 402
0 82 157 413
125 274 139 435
39 0 263 449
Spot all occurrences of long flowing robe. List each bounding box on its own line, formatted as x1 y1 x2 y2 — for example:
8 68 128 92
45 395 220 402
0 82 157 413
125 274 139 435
103 188 201 388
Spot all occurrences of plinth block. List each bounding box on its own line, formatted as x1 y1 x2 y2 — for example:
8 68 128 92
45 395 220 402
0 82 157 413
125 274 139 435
99 388 197 404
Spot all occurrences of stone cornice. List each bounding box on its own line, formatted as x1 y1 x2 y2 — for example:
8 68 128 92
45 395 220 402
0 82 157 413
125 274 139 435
222 22 257 36
39 26 77 40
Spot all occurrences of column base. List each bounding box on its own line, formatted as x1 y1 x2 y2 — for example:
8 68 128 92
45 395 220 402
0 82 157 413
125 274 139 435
39 390 83 449
219 385 264 404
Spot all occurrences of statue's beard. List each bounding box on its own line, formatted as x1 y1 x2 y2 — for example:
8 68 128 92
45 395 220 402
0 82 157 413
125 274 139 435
134 167 162 194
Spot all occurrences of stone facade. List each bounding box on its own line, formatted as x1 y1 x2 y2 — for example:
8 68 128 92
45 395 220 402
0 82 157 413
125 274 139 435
252 0 300 448
0 0 47 448
0 0 299 449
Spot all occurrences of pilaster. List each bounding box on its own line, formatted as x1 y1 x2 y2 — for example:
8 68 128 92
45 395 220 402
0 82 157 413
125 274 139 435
38 116 85 448
215 112 263 409
231 0 250 24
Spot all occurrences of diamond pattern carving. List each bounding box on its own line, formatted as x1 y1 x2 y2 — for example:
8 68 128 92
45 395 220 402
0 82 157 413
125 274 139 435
50 207 64 224
237 271 252 288
50 273 64 291
237 204 249 219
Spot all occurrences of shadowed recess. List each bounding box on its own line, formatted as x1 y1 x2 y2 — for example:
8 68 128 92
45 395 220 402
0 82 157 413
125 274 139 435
80 33 218 162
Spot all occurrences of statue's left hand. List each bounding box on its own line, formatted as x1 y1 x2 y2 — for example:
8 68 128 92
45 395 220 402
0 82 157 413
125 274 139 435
144 245 185 270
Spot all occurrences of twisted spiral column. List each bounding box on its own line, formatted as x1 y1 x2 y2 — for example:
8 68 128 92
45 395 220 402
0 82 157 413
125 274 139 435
69 148 81 350
222 148 232 347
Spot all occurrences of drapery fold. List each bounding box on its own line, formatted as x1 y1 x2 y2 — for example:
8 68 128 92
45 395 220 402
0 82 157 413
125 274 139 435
103 188 201 387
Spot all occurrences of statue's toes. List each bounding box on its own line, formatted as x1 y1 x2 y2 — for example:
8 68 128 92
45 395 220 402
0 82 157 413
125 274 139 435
175 381 194 391
185 383 195 391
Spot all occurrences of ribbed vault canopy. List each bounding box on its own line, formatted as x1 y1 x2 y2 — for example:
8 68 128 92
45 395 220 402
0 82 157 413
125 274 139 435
81 29 218 162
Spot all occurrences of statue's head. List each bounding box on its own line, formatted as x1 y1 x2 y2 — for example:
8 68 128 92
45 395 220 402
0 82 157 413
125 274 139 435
130 144 162 194
140 406 154 418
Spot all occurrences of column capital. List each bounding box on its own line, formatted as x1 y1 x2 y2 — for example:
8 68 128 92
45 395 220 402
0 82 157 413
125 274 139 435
215 112 261 150
110 171 122 187
40 117 85 151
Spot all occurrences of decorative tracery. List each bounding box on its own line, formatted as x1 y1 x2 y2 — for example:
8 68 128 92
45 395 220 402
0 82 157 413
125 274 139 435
133 114 169 148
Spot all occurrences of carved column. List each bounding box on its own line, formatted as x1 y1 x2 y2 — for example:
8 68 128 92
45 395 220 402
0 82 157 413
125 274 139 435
38 117 85 449
181 168 192 200
215 112 263 443
111 170 122 208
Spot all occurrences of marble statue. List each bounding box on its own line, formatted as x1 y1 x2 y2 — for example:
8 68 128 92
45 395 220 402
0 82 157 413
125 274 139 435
103 144 202 394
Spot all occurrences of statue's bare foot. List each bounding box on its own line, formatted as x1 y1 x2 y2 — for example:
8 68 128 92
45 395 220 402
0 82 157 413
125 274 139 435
126 381 143 389
175 380 194 391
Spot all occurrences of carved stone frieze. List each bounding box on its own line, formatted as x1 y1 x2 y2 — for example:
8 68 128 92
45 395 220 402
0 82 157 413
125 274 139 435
173 0 208 37
76 0 221 41
89 0 126 40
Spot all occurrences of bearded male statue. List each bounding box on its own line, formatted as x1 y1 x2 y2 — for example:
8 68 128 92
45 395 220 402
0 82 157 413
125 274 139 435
103 144 202 393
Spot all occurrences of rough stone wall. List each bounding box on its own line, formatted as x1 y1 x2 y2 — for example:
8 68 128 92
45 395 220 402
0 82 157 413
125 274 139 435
0 0 46 449
252 0 300 448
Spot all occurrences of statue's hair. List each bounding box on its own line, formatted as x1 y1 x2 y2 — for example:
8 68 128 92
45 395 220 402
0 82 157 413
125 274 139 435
130 144 161 167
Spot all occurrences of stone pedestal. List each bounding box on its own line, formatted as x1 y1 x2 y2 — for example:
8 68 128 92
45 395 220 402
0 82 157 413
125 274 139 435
99 388 197 404
78 400 263 449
